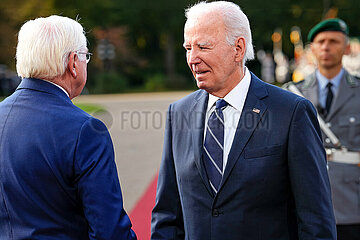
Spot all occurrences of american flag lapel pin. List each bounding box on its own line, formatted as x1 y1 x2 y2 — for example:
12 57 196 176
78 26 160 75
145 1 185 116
252 108 260 114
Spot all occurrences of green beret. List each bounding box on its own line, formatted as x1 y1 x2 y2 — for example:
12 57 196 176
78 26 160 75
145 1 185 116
308 18 349 42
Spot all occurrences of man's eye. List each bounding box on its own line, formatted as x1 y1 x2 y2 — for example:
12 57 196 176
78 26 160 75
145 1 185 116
200 46 208 50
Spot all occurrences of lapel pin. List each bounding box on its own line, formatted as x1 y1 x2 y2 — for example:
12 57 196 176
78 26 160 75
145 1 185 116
252 108 260 114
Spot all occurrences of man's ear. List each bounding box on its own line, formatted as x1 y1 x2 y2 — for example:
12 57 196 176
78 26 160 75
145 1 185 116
235 37 246 63
68 52 78 78
310 43 315 54
344 43 351 55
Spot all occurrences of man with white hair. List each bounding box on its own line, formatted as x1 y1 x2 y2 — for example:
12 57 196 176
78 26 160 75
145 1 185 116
0 15 136 239
151 1 336 239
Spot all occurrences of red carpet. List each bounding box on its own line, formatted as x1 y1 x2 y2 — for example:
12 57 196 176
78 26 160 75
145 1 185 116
130 174 158 240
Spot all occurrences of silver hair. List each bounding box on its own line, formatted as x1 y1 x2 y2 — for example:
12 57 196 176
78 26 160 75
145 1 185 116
185 1 255 65
16 15 87 79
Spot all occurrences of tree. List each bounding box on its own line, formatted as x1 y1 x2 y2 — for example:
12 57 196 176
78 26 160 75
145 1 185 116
1 0 359 94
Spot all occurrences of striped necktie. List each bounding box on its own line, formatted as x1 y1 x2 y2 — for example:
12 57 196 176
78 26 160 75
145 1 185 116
203 99 228 194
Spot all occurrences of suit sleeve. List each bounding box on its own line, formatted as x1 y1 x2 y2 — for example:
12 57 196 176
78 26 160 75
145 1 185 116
287 98 336 240
75 118 136 240
151 104 185 239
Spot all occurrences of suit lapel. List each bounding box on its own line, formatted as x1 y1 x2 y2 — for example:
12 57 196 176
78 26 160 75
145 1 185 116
327 72 357 120
190 90 214 195
219 74 268 191
301 73 319 107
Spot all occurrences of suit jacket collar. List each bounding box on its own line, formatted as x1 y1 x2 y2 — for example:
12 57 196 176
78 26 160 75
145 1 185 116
327 70 359 120
190 72 269 196
16 78 71 103
302 70 359 120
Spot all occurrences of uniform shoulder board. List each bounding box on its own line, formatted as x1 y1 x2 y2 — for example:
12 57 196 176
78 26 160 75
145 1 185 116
346 73 360 87
294 79 304 85
282 80 303 90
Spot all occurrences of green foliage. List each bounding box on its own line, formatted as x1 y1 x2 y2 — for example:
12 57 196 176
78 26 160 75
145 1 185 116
1 0 360 93
144 73 167 92
91 71 128 94
75 103 105 114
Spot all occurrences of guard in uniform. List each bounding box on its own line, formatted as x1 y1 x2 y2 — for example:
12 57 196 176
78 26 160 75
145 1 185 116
295 19 360 240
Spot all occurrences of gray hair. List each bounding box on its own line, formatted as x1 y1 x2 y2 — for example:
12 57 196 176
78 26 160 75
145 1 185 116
16 15 87 79
185 1 255 65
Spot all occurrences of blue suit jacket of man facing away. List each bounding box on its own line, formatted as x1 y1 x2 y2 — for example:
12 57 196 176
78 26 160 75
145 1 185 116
0 78 136 239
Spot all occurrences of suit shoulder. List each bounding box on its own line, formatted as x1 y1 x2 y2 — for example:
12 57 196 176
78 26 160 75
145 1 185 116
265 81 301 98
49 100 98 131
61 101 92 120
72 107 108 134
171 89 206 107
346 72 360 87
263 81 309 109
248 75 305 108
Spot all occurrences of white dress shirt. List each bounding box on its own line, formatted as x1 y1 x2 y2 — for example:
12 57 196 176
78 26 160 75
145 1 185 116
204 68 251 170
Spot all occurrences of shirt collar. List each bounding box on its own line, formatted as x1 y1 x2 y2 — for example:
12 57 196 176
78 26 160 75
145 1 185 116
207 67 251 111
316 68 344 91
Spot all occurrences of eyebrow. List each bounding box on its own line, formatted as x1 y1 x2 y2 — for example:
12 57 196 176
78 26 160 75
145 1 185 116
182 41 212 48
198 41 211 47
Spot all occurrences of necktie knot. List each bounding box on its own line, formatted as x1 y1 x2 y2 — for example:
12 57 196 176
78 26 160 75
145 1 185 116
326 82 333 90
216 99 228 110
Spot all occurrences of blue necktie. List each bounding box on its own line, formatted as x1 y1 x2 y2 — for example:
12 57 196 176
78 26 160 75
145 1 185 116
203 99 228 194
325 82 333 117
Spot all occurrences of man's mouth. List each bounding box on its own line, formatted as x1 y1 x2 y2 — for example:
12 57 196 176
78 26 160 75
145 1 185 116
320 54 332 60
194 70 209 75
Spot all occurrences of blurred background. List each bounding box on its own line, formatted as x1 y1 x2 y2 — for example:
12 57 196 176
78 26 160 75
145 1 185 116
1 0 360 97
1 0 360 238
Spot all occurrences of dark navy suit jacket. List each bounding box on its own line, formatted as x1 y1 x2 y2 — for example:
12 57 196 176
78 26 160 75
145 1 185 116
151 73 336 239
0 78 136 239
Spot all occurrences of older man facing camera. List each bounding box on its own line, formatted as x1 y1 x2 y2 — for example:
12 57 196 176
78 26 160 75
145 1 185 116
151 1 336 239
0 16 136 239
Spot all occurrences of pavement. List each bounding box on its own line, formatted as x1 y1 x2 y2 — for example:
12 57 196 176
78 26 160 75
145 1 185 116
73 91 191 239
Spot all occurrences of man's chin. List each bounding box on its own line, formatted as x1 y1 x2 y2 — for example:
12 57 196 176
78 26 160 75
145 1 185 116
321 62 339 70
196 80 207 90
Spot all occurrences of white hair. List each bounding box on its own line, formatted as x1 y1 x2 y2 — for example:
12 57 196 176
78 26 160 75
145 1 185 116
185 1 255 65
16 15 87 79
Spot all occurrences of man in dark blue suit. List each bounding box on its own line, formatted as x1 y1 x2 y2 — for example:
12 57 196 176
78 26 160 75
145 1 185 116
151 1 336 239
0 15 136 239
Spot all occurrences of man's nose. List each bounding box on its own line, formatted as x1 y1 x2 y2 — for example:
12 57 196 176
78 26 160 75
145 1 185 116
321 41 330 50
187 49 201 65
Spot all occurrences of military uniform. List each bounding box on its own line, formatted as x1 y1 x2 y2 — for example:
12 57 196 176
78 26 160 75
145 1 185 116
296 71 360 226
288 17 360 240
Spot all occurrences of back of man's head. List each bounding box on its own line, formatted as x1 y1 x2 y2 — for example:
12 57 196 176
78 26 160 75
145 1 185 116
185 1 254 64
16 15 87 80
